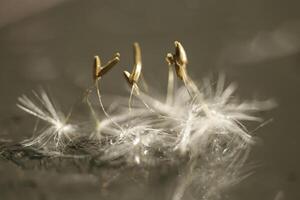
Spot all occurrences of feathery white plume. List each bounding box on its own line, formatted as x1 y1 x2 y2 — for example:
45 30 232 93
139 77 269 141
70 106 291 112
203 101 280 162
17 89 76 150
16 41 276 200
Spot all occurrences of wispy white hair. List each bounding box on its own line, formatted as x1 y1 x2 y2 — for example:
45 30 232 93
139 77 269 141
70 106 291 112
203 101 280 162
17 74 275 200
17 89 76 150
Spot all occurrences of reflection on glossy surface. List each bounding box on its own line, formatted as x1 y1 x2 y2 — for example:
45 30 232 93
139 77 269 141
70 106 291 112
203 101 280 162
0 0 299 200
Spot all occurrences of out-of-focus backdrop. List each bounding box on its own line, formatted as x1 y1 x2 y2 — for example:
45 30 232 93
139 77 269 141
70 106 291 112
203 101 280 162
0 0 299 200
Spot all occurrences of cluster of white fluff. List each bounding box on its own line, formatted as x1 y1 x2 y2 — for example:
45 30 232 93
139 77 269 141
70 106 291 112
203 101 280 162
17 42 275 200
17 90 76 149
17 77 274 199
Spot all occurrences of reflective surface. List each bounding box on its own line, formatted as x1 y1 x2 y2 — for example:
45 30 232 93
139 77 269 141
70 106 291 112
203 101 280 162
0 0 299 199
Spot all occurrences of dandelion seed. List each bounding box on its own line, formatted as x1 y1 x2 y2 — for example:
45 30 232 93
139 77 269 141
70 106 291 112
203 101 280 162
123 42 143 110
17 89 75 150
16 41 276 200
166 41 199 96
88 52 124 140
93 53 120 81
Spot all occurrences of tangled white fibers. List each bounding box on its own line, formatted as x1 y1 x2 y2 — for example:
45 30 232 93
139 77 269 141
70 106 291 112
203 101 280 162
17 41 276 200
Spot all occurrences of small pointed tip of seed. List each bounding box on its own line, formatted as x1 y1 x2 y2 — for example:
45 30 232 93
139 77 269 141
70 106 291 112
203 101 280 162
174 41 184 52
123 70 130 79
114 56 120 62
174 41 184 50
174 41 187 65
123 70 132 85
94 55 100 61
166 53 174 65
94 55 101 66
114 52 120 59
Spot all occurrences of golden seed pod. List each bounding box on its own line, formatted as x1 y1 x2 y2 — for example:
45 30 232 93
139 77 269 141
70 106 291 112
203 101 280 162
93 53 120 81
123 42 142 86
166 41 188 81
174 41 188 66
93 55 101 81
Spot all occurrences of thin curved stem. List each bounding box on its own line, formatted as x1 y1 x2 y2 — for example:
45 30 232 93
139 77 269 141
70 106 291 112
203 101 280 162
166 65 175 105
95 80 124 132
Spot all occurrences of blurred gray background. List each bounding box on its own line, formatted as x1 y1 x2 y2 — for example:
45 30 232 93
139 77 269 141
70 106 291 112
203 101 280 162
0 0 299 200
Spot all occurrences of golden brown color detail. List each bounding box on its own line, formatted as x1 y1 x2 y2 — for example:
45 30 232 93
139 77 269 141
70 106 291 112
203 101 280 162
166 41 188 81
93 53 120 81
123 42 142 86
